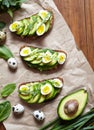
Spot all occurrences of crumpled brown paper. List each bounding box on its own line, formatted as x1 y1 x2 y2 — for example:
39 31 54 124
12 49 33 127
0 0 94 130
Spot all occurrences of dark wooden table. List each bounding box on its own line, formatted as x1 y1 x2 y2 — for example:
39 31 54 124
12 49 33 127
55 0 94 70
0 0 94 129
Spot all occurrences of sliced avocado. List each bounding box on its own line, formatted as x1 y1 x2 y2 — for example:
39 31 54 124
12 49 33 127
53 88 61 99
37 16 42 24
49 52 58 66
23 54 38 62
22 19 30 36
31 58 42 64
19 94 32 101
30 15 38 23
38 95 46 103
29 22 37 35
28 93 40 103
57 89 88 120
16 21 24 35
46 85 55 100
45 20 50 32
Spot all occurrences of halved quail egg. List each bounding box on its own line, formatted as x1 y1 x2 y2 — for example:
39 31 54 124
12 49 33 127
42 51 52 63
58 52 66 64
41 83 52 95
39 10 51 21
9 21 20 32
19 85 30 95
36 23 46 36
20 47 32 57
53 78 63 88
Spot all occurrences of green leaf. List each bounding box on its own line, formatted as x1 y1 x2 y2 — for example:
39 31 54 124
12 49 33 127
1 83 16 98
2 0 10 8
0 100 11 122
0 21 6 30
0 0 27 17
0 45 13 60
7 9 13 18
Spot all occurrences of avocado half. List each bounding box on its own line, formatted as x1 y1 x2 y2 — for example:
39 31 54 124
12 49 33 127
57 89 88 120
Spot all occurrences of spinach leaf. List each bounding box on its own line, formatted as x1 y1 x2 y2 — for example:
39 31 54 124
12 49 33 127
0 0 26 17
0 100 11 122
1 83 16 98
0 45 13 60
0 21 6 30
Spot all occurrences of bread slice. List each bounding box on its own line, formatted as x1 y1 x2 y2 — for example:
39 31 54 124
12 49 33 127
18 77 63 104
20 45 67 71
9 9 54 39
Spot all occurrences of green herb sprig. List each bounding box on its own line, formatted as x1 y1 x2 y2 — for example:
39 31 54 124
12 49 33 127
0 0 26 17
40 108 94 130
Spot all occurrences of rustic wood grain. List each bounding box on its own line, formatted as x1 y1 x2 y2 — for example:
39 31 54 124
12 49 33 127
54 0 94 70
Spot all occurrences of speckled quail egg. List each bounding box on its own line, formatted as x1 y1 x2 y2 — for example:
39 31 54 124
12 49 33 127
0 31 6 45
7 57 17 70
33 110 45 121
12 104 24 114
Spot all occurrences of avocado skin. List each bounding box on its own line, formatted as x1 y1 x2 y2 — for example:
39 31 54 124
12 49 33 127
57 89 88 120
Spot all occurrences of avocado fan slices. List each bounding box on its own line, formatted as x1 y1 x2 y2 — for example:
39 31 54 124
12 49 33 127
18 77 63 104
9 9 54 38
20 46 67 71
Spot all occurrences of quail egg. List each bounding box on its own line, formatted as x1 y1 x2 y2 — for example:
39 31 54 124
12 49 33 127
33 110 45 121
7 57 17 70
20 47 32 57
12 104 24 114
41 83 52 95
0 31 6 44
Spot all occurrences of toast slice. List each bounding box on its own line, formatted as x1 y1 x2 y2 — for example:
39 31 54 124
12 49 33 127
20 46 67 71
18 77 63 104
9 9 54 39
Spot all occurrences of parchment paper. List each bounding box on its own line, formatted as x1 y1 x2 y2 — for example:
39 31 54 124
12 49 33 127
0 0 94 130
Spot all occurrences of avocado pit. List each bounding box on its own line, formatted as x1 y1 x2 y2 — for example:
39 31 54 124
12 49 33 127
64 99 79 116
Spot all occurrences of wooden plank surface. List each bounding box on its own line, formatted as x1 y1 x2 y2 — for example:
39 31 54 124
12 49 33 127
54 0 94 70
0 0 94 129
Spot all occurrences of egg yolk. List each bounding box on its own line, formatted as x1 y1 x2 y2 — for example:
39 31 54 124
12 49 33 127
59 55 65 62
20 85 29 92
41 12 48 19
11 23 19 30
44 54 51 62
37 25 45 34
42 85 50 94
23 49 30 55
